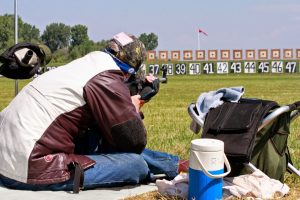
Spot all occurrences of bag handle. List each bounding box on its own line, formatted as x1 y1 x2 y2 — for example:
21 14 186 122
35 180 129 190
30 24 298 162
192 151 231 179
188 103 204 127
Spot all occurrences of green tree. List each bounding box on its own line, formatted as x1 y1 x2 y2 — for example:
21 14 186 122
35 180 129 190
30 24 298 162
69 39 108 60
20 22 40 43
70 24 89 47
51 47 70 64
41 23 71 52
138 32 158 50
69 40 93 60
92 39 108 52
0 15 42 53
0 14 15 52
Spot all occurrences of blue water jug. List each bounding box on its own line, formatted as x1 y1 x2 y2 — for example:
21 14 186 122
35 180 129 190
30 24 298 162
188 139 231 200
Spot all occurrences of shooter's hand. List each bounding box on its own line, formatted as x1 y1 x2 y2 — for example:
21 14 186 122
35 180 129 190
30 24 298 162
145 74 156 83
131 95 145 113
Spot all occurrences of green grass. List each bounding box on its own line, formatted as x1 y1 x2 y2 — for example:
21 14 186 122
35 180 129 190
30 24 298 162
0 78 29 109
1 74 300 189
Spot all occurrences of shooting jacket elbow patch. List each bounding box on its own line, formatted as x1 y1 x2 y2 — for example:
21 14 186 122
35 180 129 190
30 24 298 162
111 117 147 153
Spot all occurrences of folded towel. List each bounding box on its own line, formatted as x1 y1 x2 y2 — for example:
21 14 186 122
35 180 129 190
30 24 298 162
156 173 189 198
223 168 290 199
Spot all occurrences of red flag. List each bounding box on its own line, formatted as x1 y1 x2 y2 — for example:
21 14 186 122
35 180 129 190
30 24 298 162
198 28 208 36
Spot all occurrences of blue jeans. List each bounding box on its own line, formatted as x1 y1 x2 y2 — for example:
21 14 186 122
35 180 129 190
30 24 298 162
0 149 179 191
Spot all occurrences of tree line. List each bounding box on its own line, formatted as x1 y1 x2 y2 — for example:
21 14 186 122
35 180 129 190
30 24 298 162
0 14 158 65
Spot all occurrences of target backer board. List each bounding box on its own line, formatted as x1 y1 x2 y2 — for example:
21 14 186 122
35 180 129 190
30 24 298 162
208 50 218 60
220 50 230 60
245 50 255 60
296 49 300 59
233 50 243 60
183 50 193 60
171 51 180 61
258 49 268 60
195 50 205 60
146 51 156 61
283 49 293 59
158 51 168 61
271 49 281 59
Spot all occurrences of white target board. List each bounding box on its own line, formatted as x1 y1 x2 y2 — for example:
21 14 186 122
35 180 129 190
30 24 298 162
217 62 229 74
244 62 256 73
189 63 201 75
258 62 269 73
148 64 160 75
285 62 297 73
271 61 283 73
230 62 242 73
162 64 174 75
140 64 147 75
175 63 187 75
203 63 214 74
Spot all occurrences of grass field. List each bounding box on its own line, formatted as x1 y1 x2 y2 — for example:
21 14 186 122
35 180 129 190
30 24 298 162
1 74 300 199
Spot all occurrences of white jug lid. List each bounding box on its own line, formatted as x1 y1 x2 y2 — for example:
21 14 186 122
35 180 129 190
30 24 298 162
191 139 224 152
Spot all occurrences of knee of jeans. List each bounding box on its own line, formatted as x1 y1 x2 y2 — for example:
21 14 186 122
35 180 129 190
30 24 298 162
128 153 149 179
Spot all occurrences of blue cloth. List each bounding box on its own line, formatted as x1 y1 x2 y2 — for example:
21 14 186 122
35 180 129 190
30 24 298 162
104 50 136 74
0 149 179 191
112 56 136 74
195 86 245 122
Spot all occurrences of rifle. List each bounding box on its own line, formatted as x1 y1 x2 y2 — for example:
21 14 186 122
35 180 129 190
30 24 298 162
126 65 168 101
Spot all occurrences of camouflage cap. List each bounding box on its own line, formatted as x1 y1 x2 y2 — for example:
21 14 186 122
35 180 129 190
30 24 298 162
106 32 146 71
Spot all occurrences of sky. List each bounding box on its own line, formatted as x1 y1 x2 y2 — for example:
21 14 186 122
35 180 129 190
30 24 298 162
1 0 300 51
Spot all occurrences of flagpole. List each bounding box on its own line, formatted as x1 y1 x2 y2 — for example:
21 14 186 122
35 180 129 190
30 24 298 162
197 32 200 50
198 28 208 50
14 0 19 96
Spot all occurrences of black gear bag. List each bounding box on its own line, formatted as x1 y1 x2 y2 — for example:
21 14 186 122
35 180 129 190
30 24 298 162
199 98 300 181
